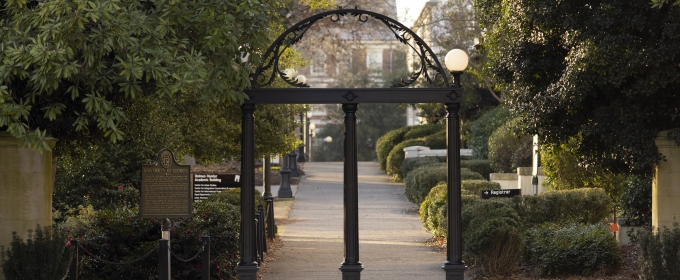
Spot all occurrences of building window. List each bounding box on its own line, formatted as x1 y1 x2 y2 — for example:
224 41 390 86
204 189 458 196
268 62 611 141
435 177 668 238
366 49 382 71
311 53 327 75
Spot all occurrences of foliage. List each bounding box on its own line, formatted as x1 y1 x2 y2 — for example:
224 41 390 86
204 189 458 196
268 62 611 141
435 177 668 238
487 117 532 173
634 223 680 279
524 223 621 276
403 123 444 140
1 224 71 280
402 156 445 181
460 159 493 180
404 165 482 205
462 180 500 196
467 107 511 159
376 126 411 171
618 175 652 226
512 188 612 228
61 200 241 279
386 139 427 181
422 129 446 149
462 198 523 277
420 183 449 238
476 0 680 175
206 188 266 210
541 136 627 202
0 0 289 149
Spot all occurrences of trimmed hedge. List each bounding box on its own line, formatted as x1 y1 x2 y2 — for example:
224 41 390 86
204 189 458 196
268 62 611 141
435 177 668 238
462 180 501 196
402 156 445 180
206 188 266 209
376 124 444 172
525 223 621 276
376 126 410 171
460 160 493 180
404 165 483 205
386 138 427 181
462 198 524 277
422 129 446 149
512 188 612 228
420 183 479 237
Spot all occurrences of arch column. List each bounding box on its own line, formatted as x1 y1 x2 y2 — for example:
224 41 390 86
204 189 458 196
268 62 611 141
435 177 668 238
340 103 363 279
443 102 466 279
236 103 259 279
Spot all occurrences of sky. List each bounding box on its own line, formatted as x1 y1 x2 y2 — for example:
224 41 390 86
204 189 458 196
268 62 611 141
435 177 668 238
395 0 430 27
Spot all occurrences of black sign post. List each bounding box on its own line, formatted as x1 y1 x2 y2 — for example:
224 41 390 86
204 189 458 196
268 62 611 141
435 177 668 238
480 189 521 199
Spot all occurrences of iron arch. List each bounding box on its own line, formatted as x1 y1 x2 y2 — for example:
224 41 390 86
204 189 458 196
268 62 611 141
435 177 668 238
250 8 451 90
237 8 466 280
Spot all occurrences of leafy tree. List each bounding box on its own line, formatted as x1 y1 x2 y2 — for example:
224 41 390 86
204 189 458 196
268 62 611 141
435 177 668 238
0 0 289 149
476 0 680 175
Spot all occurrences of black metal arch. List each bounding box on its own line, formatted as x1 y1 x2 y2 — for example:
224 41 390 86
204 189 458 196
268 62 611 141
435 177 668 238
237 8 466 280
250 8 451 89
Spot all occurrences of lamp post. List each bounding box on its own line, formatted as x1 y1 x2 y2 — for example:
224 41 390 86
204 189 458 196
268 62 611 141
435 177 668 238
443 48 468 280
297 113 306 162
324 136 333 162
308 122 316 162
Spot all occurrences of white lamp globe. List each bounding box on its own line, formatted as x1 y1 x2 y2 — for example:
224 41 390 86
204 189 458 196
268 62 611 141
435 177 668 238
324 136 333 143
444 49 469 72
309 123 316 131
284 68 298 79
296 75 307 84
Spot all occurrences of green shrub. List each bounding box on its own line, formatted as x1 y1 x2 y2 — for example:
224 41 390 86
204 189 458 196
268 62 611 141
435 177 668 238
386 138 427 181
460 159 493 180
206 188 266 210
462 198 523 277
462 180 501 196
618 175 652 226
525 223 621 276
1 225 72 280
376 126 410 171
404 164 482 205
61 200 242 279
401 156 445 180
468 106 511 159
635 223 680 279
512 188 612 228
488 117 532 173
422 129 446 149
403 123 444 140
420 183 479 238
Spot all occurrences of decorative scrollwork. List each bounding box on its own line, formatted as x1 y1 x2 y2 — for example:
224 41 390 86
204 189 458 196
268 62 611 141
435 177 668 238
250 8 451 89
343 91 359 101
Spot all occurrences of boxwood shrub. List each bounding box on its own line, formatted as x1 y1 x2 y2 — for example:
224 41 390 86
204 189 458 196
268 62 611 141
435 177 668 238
404 165 483 205
460 160 493 180
401 156 445 180
403 123 444 140
386 138 427 181
512 188 611 228
462 198 523 276
419 182 479 238
525 223 621 276
462 180 501 196
422 129 446 149
376 126 410 171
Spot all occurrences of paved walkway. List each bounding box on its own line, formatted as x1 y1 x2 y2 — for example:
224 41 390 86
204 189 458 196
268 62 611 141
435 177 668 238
262 162 444 280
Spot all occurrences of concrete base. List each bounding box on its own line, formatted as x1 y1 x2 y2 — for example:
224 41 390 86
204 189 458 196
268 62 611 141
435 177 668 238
653 129 680 230
235 264 259 280
490 173 517 190
617 225 643 246
517 167 546 195
339 263 363 280
442 263 466 280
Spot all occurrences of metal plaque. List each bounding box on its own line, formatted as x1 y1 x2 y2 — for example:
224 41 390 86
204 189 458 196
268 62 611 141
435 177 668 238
480 189 521 199
140 149 192 218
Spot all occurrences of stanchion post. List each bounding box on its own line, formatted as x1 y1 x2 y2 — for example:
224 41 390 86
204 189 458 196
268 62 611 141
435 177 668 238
258 205 267 253
202 235 210 280
266 197 276 239
159 239 170 280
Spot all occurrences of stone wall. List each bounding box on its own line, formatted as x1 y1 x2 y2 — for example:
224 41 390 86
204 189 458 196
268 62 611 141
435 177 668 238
0 132 56 280
652 129 680 230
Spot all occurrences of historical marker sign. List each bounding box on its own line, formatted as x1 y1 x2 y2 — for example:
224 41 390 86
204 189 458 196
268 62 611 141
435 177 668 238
480 189 521 199
140 149 192 218
193 174 241 201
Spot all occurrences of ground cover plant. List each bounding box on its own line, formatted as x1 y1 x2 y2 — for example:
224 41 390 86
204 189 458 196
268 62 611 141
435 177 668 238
634 223 680 279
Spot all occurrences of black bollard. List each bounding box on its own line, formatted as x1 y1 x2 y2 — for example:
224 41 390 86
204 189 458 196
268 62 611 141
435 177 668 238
202 235 210 280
